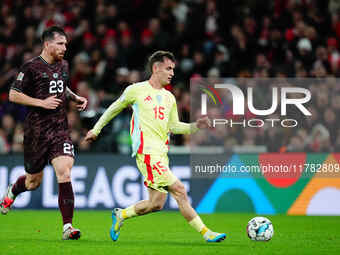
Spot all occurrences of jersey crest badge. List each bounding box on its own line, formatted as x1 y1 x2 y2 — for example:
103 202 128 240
144 95 152 102
53 73 59 79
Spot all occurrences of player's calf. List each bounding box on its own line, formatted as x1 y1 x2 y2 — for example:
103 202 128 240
26 180 41 190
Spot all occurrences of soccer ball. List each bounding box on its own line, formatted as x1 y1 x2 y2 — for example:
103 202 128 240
247 216 274 241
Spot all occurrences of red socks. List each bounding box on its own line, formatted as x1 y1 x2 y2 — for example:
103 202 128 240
11 175 28 197
58 182 74 225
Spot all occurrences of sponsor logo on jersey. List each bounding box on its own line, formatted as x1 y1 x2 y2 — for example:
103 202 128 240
17 72 24 81
42 72 49 78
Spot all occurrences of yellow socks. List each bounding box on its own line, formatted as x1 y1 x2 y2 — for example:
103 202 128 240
189 216 209 235
121 205 137 219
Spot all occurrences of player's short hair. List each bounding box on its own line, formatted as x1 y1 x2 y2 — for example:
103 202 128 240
147 50 175 73
41 26 67 43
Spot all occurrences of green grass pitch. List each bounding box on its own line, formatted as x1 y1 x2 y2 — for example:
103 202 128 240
1 211 339 255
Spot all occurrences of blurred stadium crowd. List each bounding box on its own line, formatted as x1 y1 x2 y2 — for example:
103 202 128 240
0 0 340 154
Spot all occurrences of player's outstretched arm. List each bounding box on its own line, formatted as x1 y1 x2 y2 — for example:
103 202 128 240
66 87 87 111
9 89 62 109
85 85 136 140
86 96 130 140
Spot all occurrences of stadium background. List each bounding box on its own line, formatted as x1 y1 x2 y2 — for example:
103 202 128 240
1 0 340 215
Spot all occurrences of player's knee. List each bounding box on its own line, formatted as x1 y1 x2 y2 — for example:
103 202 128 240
26 180 41 190
56 170 71 182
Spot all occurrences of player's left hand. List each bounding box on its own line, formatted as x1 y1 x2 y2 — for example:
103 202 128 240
196 116 211 129
76 96 87 111
84 130 97 143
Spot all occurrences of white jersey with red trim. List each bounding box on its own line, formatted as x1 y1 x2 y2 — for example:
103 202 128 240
92 81 197 156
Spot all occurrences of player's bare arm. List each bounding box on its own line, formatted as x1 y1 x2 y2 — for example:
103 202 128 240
66 86 87 111
9 89 62 109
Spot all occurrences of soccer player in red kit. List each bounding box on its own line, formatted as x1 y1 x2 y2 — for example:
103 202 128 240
0 26 87 240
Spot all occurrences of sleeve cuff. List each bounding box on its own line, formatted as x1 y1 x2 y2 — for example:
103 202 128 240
92 128 100 136
190 123 199 133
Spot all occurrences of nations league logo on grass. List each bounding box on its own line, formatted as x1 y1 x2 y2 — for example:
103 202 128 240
196 79 312 128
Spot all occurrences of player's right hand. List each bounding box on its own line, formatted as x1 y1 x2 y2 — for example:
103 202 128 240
196 116 211 129
84 130 97 143
41 95 62 109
